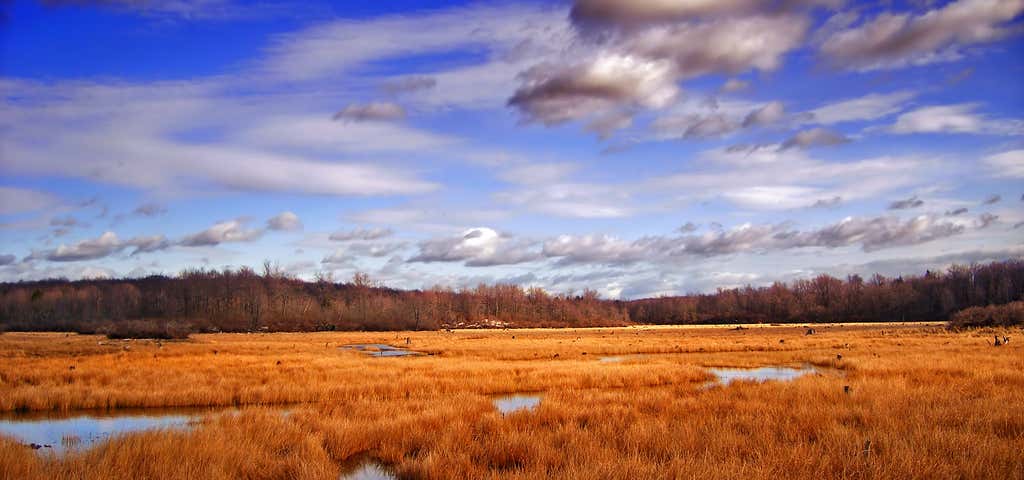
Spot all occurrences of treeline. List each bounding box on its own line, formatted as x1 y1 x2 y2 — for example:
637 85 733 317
0 260 1021 336
628 260 1024 325
0 266 629 336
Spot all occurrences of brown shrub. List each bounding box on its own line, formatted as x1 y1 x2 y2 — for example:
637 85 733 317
947 301 1024 329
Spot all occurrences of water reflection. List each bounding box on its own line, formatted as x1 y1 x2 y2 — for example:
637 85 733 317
707 366 817 387
492 394 542 414
339 344 424 357
339 461 395 480
0 407 233 454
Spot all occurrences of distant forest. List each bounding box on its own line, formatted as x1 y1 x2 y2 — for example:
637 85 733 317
0 260 1021 336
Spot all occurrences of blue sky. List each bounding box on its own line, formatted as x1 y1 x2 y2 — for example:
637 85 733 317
1 0 1022 298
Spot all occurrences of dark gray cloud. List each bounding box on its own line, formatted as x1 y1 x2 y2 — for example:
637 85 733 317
982 194 1001 205
509 6 811 130
742 101 785 127
945 207 968 216
332 102 407 122
0 254 15 266
888 195 923 210
653 113 739 139
570 0 840 29
507 55 677 126
810 196 843 208
780 127 851 149
819 0 1024 70
132 202 167 217
975 213 999 229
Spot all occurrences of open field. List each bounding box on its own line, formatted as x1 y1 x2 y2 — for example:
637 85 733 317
1 323 1022 479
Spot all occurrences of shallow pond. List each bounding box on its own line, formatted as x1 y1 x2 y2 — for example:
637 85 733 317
492 394 542 414
707 366 817 387
339 344 424 357
0 407 237 454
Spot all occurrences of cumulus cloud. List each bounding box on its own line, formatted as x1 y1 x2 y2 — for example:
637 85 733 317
540 214 971 266
888 195 924 210
626 15 809 78
543 234 649 266
409 227 541 266
332 102 407 122
329 227 394 241
128 235 171 255
507 54 678 125
510 2 814 133
819 0 1024 71
984 150 1024 177
180 219 263 246
0 254 16 266
35 231 170 262
267 211 302 231
781 127 850 149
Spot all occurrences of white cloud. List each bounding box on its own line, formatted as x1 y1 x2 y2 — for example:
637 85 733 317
333 102 406 122
267 211 302 231
807 91 915 124
30 231 170 262
329 227 393 241
410 227 541 266
984 150 1024 178
494 183 635 218
819 0 1024 71
180 219 263 246
889 104 1023 135
0 187 60 215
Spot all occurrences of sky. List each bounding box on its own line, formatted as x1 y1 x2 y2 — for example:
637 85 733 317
1 0 1023 298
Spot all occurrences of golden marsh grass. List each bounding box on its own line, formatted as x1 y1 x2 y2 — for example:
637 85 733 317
1 323 1021 479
